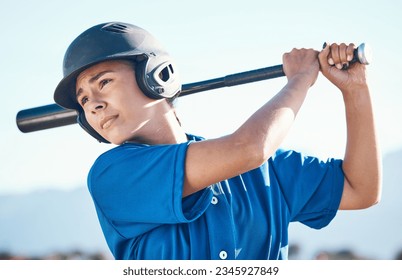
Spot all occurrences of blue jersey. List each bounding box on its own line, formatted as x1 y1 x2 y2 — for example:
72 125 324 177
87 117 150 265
87 135 344 260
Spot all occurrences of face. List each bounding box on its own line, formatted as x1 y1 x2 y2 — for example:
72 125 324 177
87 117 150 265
76 60 163 144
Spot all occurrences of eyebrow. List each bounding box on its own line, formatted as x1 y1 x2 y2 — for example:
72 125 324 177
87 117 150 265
76 70 114 100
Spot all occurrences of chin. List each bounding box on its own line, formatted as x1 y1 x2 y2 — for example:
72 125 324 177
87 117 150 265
110 134 134 145
112 138 126 145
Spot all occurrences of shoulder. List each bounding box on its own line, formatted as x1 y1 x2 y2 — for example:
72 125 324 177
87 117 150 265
90 136 204 174
269 149 343 181
91 143 147 168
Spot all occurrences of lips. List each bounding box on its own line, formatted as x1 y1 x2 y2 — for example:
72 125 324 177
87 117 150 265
100 115 118 130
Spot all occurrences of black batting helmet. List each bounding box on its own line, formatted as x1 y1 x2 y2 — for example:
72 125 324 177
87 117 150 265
53 22 181 143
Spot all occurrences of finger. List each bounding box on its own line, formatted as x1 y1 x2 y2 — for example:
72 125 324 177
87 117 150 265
338 43 348 69
321 42 334 65
339 43 348 63
346 43 355 62
328 43 339 65
318 42 331 71
330 43 342 69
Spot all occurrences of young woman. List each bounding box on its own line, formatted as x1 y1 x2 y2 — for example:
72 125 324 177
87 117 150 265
54 22 381 260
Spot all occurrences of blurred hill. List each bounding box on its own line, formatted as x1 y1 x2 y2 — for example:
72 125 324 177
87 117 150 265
0 187 111 259
1 148 401 260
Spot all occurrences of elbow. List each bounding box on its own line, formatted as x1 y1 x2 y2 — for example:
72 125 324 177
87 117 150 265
355 181 382 209
364 170 383 208
248 139 276 167
238 138 273 170
342 173 382 210
364 188 382 208
342 159 383 209
232 125 281 171
368 181 382 207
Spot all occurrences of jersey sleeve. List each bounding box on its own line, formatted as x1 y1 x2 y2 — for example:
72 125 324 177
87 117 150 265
270 149 344 229
87 142 212 237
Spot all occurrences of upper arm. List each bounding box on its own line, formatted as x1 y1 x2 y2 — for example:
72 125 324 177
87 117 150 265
183 135 262 197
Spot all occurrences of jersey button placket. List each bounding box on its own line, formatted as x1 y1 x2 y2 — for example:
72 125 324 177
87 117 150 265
206 185 235 260
212 195 229 260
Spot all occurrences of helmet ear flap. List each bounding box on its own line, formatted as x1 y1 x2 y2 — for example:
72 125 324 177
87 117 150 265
135 55 181 100
77 110 110 143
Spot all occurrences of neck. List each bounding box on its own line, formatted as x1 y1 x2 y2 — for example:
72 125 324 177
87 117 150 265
150 110 188 144
127 106 187 145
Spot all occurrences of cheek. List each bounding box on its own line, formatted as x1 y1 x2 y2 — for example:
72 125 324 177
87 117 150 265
83 113 98 131
116 91 149 120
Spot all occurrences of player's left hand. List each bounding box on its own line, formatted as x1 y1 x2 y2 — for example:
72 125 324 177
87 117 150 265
318 42 367 92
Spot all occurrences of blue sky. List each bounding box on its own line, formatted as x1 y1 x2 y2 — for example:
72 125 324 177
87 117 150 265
1 0 401 194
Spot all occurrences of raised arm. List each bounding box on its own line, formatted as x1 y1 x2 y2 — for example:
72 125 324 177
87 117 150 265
183 48 320 197
318 43 382 210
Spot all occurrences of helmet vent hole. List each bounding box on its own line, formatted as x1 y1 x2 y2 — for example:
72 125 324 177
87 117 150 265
159 64 174 82
101 23 130 34
168 64 174 74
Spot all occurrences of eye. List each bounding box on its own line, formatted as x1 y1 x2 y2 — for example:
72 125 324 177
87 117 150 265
80 96 89 106
99 78 112 89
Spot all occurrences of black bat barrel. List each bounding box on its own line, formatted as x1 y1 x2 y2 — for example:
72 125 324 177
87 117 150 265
16 104 78 133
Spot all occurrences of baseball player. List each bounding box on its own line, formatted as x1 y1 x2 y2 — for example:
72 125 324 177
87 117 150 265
53 22 381 260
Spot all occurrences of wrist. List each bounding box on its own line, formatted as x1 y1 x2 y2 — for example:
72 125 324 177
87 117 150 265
287 73 316 91
341 84 370 99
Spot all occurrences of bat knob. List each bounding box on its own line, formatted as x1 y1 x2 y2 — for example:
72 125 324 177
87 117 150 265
355 43 372 65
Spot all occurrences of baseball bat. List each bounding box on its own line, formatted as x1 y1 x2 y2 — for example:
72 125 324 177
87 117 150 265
16 43 371 133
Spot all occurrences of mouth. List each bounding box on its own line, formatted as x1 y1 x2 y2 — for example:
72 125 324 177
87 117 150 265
100 115 118 130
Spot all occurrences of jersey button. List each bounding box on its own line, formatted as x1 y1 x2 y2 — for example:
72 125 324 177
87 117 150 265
219 250 227 259
211 196 218 205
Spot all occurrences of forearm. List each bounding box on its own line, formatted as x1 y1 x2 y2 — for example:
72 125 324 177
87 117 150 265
340 85 382 209
234 75 311 163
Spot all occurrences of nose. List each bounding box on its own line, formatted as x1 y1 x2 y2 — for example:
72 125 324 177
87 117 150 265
89 99 106 114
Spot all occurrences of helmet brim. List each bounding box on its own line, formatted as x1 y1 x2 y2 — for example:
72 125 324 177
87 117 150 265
53 53 140 110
